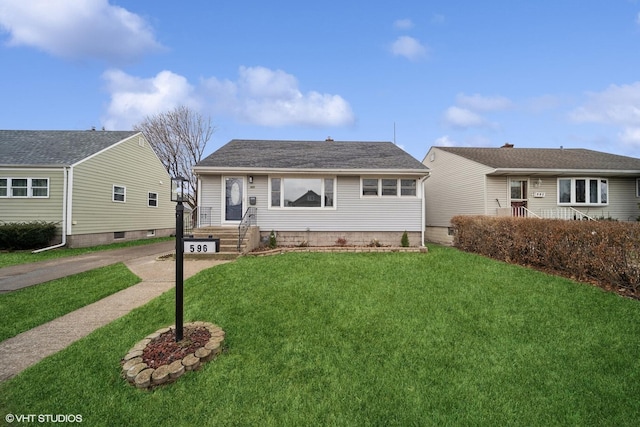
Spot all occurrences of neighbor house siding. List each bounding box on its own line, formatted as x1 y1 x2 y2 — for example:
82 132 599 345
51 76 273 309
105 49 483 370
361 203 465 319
424 148 493 227
69 134 174 235
0 168 65 224
486 176 508 215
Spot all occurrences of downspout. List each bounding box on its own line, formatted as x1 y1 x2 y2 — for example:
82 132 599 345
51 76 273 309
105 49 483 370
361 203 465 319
32 167 68 253
420 173 430 247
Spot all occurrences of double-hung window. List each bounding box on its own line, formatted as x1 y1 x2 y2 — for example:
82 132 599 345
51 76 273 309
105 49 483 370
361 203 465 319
270 177 335 208
148 192 158 207
113 185 126 202
362 178 418 197
558 178 608 205
0 178 49 198
31 179 49 197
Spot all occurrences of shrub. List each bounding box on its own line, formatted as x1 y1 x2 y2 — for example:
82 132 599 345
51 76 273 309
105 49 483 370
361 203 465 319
401 231 409 247
368 239 382 247
451 216 640 298
0 221 58 251
268 230 277 249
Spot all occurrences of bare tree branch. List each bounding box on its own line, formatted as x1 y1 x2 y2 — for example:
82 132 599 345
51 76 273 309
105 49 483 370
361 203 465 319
134 106 215 209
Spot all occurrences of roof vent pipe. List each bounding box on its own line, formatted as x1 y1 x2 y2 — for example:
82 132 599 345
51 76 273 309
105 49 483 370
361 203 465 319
325 137 334 142
501 142 514 148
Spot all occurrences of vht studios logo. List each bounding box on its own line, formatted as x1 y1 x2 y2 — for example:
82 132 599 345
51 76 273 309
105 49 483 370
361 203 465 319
5 413 83 423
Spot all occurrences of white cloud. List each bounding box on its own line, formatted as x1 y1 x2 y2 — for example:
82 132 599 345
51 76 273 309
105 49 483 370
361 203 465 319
569 82 640 126
390 36 428 61
0 0 163 63
434 135 456 146
569 82 640 148
102 69 197 129
442 93 512 129
443 106 486 128
102 66 355 129
619 127 640 146
393 19 414 30
456 93 513 112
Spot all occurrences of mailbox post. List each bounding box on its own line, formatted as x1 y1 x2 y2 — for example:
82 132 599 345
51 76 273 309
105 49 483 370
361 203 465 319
171 176 188 342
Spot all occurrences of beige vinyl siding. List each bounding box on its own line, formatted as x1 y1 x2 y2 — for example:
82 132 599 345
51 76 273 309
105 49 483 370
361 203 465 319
69 135 174 235
510 176 639 220
424 148 494 227
486 176 508 214
0 168 65 224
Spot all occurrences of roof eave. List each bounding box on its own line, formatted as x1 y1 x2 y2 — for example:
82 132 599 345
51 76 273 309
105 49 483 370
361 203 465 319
487 168 640 176
193 166 430 176
0 164 69 168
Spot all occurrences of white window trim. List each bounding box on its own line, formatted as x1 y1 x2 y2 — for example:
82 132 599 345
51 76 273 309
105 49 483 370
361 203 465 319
268 175 337 210
557 177 609 206
361 177 419 198
0 177 49 198
113 185 126 203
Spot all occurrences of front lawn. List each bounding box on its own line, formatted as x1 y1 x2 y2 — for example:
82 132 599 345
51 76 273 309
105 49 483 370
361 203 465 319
0 263 140 341
1 246 639 426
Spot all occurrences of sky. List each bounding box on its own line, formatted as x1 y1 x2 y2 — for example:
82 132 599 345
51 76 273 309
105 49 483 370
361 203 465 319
2 0 640 162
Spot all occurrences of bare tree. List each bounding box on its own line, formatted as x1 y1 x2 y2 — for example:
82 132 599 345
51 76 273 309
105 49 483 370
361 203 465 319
134 106 215 209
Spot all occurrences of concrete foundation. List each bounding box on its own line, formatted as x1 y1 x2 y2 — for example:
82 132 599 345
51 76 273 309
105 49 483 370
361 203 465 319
66 228 174 248
260 230 423 248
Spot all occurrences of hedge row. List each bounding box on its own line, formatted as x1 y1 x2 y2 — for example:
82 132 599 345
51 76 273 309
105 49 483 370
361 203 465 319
451 216 640 298
0 221 58 251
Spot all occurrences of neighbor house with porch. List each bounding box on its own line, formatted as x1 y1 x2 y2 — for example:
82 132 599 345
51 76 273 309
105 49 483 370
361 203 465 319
0 130 175 248
193 139 430 251
423 144 640 244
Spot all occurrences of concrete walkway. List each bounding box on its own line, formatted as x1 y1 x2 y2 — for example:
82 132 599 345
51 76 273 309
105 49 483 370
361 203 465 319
0 242 229 382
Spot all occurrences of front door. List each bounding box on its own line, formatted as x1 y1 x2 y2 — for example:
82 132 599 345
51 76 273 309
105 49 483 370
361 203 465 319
225 177 243 221
510 179 528 217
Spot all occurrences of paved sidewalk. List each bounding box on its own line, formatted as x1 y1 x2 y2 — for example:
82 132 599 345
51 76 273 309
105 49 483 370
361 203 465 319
0 242 228 382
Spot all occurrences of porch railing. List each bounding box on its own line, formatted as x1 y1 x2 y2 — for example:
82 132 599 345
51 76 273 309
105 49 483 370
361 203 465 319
189 206 213 230
238 207 257 252
539 207 596 221
511 206 541 218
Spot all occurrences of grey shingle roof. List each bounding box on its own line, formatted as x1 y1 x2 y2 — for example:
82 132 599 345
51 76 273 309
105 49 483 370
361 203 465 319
0 130 139 166
196 139 429 171
437 147 640 171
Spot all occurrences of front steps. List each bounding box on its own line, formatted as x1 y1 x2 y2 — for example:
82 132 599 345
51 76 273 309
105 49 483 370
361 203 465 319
186 226 254 260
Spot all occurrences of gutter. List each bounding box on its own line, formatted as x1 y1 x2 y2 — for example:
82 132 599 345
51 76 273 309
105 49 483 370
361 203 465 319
32 167 68 253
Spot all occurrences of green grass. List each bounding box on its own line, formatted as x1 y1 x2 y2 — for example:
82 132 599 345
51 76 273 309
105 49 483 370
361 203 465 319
1 246 640 426
0 263 140 341
0 237 173 268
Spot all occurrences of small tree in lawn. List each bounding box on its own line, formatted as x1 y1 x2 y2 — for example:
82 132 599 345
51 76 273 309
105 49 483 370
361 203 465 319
134 105 215 211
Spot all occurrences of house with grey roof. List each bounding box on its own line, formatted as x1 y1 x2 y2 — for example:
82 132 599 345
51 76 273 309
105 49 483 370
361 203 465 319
193 139 430 248
423 144 640 244
0 130 175 248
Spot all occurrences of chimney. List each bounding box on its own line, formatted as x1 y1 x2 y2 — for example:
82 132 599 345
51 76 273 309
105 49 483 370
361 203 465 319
501 142 514 148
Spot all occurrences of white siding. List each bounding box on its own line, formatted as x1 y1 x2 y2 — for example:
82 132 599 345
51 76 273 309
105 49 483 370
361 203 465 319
199 174 424 231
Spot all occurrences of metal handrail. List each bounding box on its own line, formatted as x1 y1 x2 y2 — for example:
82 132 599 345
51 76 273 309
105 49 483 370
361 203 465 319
237 207 257 252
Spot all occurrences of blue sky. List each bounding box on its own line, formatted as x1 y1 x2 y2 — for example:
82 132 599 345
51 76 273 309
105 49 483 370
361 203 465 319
2 0 640 161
